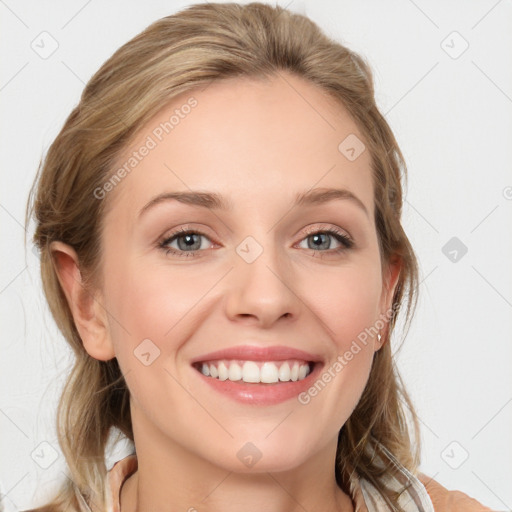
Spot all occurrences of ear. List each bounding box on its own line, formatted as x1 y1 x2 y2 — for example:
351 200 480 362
50 241 115 361
376 253 402 350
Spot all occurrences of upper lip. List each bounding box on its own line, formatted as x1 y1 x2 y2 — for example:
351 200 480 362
191 345 324 364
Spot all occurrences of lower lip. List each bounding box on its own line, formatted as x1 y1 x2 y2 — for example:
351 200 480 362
193 363 323 405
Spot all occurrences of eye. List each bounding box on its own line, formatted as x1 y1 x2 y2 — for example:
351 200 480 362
159 228 214 257
158 225 354 258
297 226 353 255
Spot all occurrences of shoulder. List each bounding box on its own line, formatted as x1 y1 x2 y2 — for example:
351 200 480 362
417 473 493 512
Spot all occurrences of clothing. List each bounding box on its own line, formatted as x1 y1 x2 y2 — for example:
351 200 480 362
92 448 491 512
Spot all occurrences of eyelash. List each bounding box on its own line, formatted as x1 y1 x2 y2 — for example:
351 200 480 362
158 226 354 258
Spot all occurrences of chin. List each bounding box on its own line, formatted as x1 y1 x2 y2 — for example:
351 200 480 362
203 435 317 474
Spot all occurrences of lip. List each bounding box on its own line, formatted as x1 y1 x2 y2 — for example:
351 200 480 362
191 345 325 405
194 360 324 405
190 345 324 364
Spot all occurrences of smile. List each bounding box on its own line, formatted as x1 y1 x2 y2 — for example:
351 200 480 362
194 359 313 384
190 344 324 404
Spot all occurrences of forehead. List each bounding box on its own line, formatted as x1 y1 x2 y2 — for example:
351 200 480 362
105 72 374 220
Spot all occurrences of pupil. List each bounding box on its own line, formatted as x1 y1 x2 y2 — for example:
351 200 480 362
179 234 199 250
311 233 329 250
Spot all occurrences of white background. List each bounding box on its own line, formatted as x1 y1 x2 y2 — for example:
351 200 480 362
1 0 511 510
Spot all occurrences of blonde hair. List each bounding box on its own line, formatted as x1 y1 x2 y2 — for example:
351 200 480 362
27 2 421 510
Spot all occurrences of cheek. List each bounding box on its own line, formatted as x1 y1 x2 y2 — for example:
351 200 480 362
290 257 383 421
313 263 380 354
101 261 204 421
105 247 382 374
304 259 383 348
101 252 202 366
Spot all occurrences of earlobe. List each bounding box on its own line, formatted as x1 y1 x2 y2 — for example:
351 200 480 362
50 241 115 361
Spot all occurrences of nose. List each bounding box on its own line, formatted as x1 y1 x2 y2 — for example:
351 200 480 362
224 239 301 328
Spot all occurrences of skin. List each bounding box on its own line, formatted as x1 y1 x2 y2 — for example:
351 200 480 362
53 71 401 512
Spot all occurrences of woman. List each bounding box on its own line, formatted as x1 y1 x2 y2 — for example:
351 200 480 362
25 3 492 511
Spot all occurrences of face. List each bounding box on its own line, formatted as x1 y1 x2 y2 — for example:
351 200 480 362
96 72 398 474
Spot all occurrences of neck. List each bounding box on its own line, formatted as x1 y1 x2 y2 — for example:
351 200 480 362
119 408 354 512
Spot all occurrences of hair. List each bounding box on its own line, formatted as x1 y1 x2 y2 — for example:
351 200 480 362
26 2 421 511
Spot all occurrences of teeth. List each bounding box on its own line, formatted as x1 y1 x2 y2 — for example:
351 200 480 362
278 362 291 381
242 361 260 383
218 362 229 381
228 362 242 381
290 363 299 382
199 360 312 384
260 362 279 383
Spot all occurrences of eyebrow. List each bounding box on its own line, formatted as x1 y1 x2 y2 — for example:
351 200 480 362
138 187 368 218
